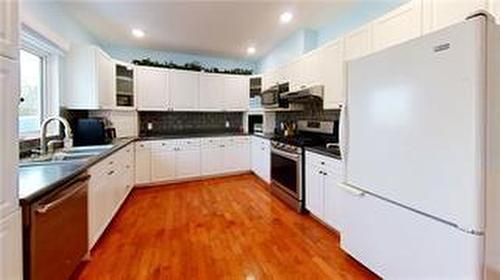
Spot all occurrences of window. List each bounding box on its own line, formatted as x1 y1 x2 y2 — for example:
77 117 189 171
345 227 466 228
19 49 45 136
18 28 62 139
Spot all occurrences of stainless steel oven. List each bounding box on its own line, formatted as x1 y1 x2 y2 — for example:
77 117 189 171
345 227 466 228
270 143 303 212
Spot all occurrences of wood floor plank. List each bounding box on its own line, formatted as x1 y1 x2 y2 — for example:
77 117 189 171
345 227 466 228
73 174 378 280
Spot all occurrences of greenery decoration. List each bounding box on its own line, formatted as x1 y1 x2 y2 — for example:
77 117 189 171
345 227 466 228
132 58 253 75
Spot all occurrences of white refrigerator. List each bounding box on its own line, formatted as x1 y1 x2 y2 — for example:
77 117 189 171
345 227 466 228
340 14 500 279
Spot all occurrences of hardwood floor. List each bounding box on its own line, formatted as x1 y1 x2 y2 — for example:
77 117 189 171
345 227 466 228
73 174 378 280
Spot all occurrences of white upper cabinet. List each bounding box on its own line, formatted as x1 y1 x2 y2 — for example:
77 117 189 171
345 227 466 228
199 73 225 110
0 0 18 59
423 0 485 33
318 39 345 109
302 51 321 86
225 75 249 111
344 24 373 61
0 56 18 218
65 46 115 109
372 0 423 52
96 50 115 109
136 66 169 111
169 70 199 110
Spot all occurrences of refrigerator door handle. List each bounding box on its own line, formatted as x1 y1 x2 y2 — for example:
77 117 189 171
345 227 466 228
338 182 366 197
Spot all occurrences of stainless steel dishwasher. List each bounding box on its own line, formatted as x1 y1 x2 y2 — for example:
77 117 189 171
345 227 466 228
24 173 89 280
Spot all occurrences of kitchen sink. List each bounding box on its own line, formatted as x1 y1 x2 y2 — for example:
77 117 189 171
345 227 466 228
20 145 112 167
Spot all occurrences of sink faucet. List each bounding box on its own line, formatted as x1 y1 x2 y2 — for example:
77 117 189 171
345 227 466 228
40 116 73 155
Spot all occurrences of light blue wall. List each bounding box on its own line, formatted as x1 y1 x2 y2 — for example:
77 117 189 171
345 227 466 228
102 43 257 71
257 0 408 73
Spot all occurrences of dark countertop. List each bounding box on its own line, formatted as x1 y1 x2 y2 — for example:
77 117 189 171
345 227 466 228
18 132 271 205
139 132 250 141
251 133 275 140
305 146 342 160
18 138 136 205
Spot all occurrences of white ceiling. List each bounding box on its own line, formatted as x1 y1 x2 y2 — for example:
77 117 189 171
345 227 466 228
60 0 358 60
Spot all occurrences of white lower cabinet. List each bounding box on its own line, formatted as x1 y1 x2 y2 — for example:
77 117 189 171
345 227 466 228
0 210 22 280
251 136 271 183
143 136 250 185
305 164 324 218
135 141 151 184
151 141 176 181
201 138 225 175
201 137 250 176
175 141 201 179
88 143 134 249
305 151 343 231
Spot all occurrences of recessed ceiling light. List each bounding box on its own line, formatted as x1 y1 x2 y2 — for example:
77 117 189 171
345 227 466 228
247 47 256 55
280 12 293 24
131 28 145 38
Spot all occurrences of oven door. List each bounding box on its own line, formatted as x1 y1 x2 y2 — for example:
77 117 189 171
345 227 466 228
271 148 302 199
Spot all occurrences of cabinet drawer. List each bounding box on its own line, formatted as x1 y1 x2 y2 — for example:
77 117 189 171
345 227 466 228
151 140 177 151
178 138 201 148
135 141 151 150
202 138 224 149
305 151 342 172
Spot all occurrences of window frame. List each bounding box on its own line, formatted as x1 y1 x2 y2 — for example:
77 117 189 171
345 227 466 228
19 28 61 140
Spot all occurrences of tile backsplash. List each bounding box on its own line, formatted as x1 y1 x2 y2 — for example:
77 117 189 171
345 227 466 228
138 111 243 136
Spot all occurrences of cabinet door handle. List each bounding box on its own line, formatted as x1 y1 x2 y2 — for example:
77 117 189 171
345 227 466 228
320 161 325 165
323 172 328 176
108 161 114 165
107 170 115 176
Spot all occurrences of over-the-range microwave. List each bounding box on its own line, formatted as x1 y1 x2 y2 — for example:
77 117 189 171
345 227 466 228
261 82 289 109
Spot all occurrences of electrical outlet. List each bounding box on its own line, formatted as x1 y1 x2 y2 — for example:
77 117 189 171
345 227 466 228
147 122 153 131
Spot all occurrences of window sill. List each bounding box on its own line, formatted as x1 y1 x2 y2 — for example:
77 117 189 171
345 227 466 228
19 133 41 141
19 132 59 142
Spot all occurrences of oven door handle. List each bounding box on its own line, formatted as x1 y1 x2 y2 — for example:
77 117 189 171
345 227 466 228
271 148 301 161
